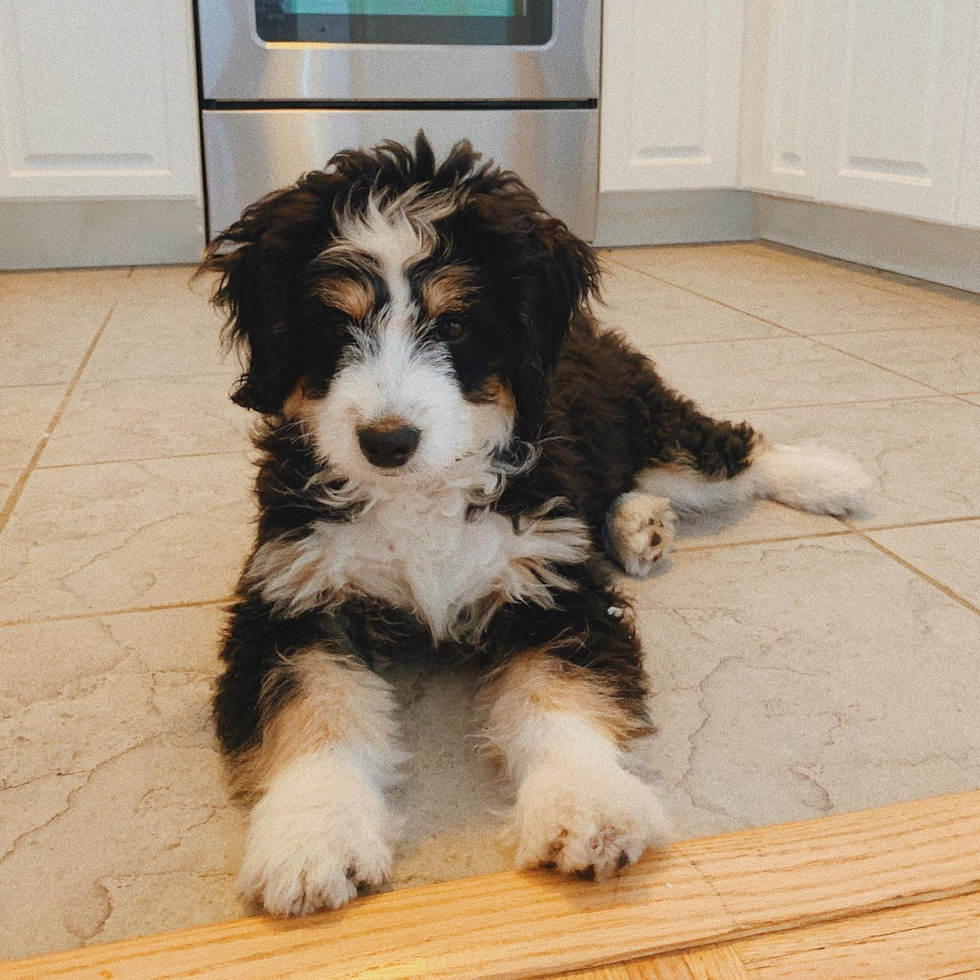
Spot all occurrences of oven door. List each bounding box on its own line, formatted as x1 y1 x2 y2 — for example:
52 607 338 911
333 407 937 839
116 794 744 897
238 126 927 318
198 0 599 103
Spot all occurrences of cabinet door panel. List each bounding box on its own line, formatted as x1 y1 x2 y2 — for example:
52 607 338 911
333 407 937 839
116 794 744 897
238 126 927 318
0 0 201 199
600 0 743 191
741 0 821 198
957 6 980 228
821 0 973 222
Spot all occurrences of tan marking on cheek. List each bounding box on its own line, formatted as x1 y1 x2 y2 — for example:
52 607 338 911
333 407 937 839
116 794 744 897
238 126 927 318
420 264 477 317
280 380 324 441
281 382 308 420
315 275 375 321
230 647 398 802
469 376 516 449
478 648 641 751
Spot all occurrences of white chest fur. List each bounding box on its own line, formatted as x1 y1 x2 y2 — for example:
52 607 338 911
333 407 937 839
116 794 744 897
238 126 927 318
248 487 592 641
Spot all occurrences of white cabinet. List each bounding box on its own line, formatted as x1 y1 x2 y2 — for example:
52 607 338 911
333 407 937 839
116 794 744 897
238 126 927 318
819 0 974 223
0 0 202 200
742 0 978 226
600 0 744 192
957 15 980 228
740 0 821 199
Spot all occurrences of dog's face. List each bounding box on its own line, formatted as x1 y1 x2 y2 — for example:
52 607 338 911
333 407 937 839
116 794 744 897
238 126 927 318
203 135 598 487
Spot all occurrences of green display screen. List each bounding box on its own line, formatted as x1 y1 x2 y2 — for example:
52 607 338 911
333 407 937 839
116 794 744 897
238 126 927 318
286 0 517 15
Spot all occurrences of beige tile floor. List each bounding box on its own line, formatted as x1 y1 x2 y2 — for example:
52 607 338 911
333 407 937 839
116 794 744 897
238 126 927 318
1 244 979 961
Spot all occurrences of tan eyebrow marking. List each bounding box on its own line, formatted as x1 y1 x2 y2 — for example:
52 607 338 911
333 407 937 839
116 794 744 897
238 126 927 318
313 275 376 322
419 264 478 318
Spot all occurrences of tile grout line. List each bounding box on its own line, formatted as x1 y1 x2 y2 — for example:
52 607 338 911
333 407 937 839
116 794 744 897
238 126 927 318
856 532 980 618
602 254 957 398
0 596 234 629
35 449 250 471
601 254 799 341
0 302 119 535
0 381 69 390
673 528 855 554
651 515 980 556
694 394 943 416
804 335 951 396
845 514 980 534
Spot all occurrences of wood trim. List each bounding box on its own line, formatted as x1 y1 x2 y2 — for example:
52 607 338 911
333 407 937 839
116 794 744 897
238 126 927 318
733 892 980 980
7 790 979 980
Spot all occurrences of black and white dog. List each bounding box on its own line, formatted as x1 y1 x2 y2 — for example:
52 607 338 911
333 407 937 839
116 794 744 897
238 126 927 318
204 135 869 916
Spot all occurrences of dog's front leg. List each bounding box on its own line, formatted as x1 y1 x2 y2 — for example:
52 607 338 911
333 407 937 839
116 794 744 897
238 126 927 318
478 597 668 879
215 606 406 916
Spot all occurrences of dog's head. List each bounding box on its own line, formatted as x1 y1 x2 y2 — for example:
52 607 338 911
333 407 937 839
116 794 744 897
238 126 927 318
202 133 598 487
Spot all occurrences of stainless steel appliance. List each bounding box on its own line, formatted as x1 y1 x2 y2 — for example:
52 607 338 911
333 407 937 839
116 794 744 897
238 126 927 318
197 1 600 238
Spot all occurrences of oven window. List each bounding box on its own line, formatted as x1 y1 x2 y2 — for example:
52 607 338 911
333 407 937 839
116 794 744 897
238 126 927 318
255 0 553 45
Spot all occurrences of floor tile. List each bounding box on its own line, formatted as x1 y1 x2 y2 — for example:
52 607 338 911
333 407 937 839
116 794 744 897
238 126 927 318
754 242 980 317
670 500 845 551
0 302 108 386
385 661 513 891
0 454 254 621
0 266 131 304
648 336 933 414
0 470 21 513
599 261 788 347
0 385 64 472
120 264 211 304
610 243 980 336
632 536 980 839
606 242 762 279
735 398 980 527
40 377 252 467
868 521 980 610
5 251 980 962
82 298 235 382
820 324 980 394
960 393 980 405
0 605 242 960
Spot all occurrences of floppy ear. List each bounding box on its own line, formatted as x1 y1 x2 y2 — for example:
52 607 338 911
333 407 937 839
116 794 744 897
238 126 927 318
200 181 334 414
531 214 601 371
513 206 601 436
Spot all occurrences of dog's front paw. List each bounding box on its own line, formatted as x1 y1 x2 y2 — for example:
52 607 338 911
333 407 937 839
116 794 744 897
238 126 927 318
513 762 668 879
239 752 396 916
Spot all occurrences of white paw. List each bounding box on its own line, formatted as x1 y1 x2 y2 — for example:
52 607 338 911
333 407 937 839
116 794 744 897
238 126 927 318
513 762 668 879
605 492 677 578
757 443 873 516
238 748 398 916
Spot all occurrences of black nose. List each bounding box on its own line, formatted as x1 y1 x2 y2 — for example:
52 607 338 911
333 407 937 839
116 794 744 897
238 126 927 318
357 424 421 469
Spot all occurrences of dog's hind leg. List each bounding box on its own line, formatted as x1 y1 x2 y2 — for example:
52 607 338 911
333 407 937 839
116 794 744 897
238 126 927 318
635 437 871 519
605 413 870 575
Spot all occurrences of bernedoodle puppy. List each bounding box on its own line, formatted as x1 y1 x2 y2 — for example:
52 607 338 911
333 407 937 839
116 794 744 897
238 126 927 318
202 134 869 915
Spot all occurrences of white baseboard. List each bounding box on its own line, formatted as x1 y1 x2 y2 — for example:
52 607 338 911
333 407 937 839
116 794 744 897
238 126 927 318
754 194 980 294
0 198 205 270
7 191 978 296
593 189 756 247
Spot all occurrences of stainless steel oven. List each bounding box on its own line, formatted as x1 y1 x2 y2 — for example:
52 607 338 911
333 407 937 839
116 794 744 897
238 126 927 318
197 0 600 238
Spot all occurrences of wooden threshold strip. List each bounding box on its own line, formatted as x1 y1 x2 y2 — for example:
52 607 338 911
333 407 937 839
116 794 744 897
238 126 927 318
7 790 979 980
560 891 980 979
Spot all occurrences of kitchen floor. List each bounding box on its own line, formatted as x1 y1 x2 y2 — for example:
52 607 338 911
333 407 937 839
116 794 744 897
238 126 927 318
2 242 979 962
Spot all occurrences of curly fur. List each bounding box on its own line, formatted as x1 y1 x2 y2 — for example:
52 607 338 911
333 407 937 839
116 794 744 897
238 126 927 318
203 133 869 916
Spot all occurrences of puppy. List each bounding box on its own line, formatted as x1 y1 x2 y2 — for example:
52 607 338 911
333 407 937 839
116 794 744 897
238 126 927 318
203 134 869 916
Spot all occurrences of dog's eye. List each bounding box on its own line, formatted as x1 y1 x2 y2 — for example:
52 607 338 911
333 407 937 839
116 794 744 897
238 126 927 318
437 318 468 342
